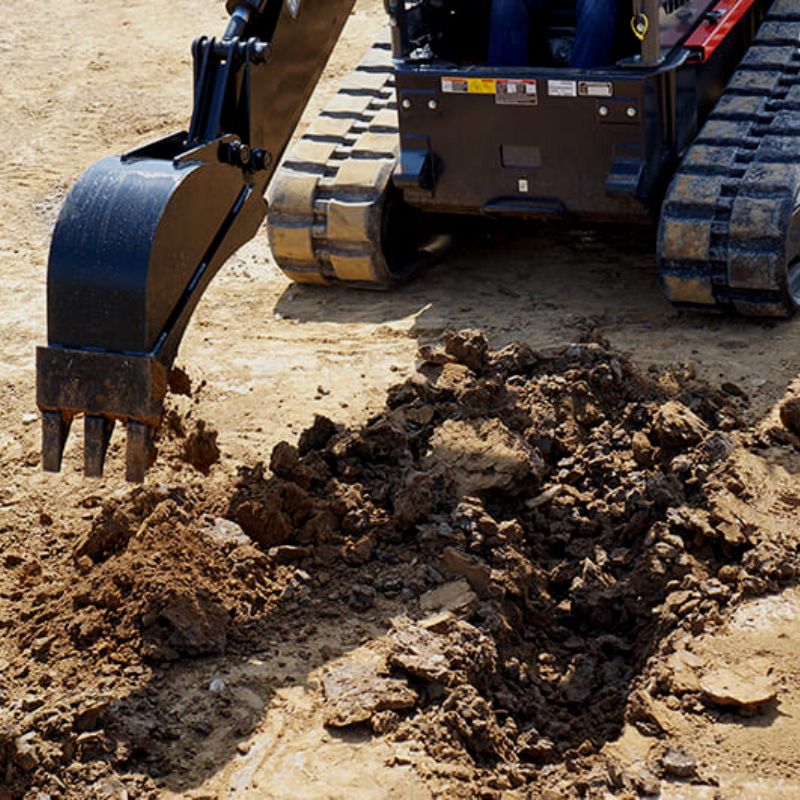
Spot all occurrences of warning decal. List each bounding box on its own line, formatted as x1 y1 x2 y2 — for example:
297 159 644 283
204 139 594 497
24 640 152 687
441 77 497 95
496 79 538 106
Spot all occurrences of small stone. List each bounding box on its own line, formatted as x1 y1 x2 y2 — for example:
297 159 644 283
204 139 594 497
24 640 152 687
387 620 450 684
441 547 491 596
661 747 697 778
322 657 417 728
76 730 108 760
269 545 312 563
13 732 40 772
631 431 654 467
419 579 478 615
205 518 250 553
74 698 111 731
623 762 660 796
653 401 709 450
347 583 376 612
208 678 226 693
343 535 374 565
700 667 776 711
93 778 129 800
779 396 800 435
420 611 456 633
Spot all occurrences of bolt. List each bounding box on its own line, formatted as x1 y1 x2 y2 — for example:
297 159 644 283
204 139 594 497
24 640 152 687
626 106 638 118
402 98 412 110
428 99 439 111
250 149 272 171
598 105 609 117
219 140 251 168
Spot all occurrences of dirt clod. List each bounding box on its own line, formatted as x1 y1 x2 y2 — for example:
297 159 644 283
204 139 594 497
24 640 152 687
779 395 800 435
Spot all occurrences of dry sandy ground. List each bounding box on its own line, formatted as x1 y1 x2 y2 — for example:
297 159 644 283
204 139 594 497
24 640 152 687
2 1 800 798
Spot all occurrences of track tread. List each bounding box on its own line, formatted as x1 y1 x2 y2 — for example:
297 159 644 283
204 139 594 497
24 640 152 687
267 35 398 286
659 0 800 316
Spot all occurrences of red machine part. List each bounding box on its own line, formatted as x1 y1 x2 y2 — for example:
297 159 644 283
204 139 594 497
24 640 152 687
684 0 758 62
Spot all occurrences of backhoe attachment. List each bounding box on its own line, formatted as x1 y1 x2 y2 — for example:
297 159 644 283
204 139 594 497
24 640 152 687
37 0 356 480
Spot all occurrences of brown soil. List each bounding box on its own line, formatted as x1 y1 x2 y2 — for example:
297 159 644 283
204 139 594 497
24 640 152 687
2 2 800 799
3 331 800 798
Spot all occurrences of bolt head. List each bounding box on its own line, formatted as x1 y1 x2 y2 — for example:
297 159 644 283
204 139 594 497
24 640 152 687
427 99 438 110
598 105 609 117
401 98 412 110
626 106 638 118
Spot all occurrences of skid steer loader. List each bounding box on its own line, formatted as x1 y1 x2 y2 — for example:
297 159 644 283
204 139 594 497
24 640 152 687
38 0 800 481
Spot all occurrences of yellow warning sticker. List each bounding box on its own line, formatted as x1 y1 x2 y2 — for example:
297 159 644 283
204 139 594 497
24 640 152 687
441 77 497 95
467 78 497 94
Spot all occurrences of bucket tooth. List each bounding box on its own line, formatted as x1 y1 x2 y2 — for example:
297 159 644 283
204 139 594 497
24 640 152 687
84 416 115 478
125 422 154 483
42 411 73 473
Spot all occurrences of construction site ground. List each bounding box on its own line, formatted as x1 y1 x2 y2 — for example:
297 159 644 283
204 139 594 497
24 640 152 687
2 2 800 798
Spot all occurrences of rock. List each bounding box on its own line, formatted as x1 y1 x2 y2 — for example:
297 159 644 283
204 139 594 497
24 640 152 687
653 401 709 450
721 381 748 399
92 778 130 800
208 678 226 693
322 657 417 727
517 730 556 763
426 418 545 496
700 667 777 711
443 329 489 372
626 689 674 736
343 535 374 565
419 580 478 615
631 431 655 467
526 484 564 509
13 732 40 772
269 545 312 563
203 518 250 553
74 698 111 732
420 611 457 633
347 583 377 611
666 648 705 694
441 547 492 596
75 730 109 760
779 396 800 435
661 747 697 778
697 431 734 465
387 620 450 683
621 761 660 796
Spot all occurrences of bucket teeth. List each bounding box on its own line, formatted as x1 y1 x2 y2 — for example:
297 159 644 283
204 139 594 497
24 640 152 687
84 416 115 478
125 422 154 483
42 411 73 473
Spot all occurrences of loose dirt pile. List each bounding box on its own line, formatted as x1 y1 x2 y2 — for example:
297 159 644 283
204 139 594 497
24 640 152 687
2 330 799 799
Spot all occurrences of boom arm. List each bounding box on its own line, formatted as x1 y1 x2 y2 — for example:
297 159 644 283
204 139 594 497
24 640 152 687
37 0 356 481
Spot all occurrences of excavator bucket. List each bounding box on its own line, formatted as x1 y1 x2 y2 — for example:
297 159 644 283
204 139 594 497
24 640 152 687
37 0 358 480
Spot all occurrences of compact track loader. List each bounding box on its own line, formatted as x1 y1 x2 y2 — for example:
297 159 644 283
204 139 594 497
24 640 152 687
38 0 800 480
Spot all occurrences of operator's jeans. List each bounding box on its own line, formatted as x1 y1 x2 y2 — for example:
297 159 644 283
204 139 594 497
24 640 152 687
488 0 620 68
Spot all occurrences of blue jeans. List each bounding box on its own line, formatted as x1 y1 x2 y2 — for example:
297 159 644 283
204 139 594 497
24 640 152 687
488 0 620 68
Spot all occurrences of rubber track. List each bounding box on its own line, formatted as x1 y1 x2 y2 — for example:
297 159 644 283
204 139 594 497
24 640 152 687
267 37 400 287
659 1 800 316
